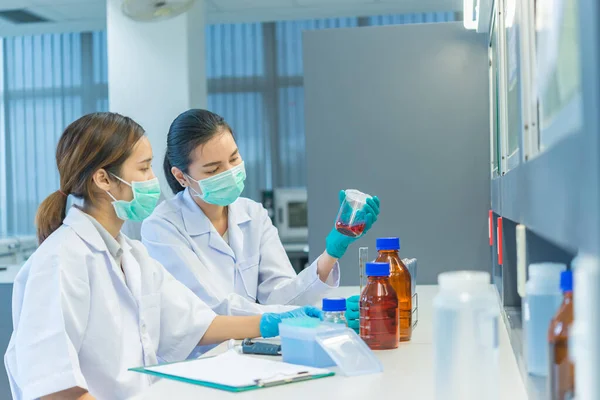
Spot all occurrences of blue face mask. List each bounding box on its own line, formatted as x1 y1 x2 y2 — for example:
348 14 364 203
187 162 246 206
106 175 161 221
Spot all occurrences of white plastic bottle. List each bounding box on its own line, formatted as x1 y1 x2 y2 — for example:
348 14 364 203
433 271 499 400
571 254 600 400
523 263 566 376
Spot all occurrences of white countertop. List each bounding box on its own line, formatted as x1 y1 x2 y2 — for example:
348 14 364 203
133 285 527 400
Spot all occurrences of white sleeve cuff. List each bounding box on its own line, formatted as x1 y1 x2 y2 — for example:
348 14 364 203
308 256 340 289
324 261 341 287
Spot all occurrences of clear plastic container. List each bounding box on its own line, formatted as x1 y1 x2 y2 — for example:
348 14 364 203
523 263 566 376
548 270 575 400
360 262 399 350
335 189 372 237
279 318 340 368
375 237 411 342
315 327 383 376
322 298 347 325
433 271 499 400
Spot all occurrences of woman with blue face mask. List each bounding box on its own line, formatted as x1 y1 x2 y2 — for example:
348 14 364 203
4 112 322 400
141 109 380 317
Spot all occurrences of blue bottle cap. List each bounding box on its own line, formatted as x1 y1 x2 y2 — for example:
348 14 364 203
365 262 390 277
376 237 400 251
322 298 347 312
560 270 573 292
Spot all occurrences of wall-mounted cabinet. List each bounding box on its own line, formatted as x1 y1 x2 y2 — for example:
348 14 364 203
488 0 597 255
536 0 582 152
489 11 501 178
504 0 522 171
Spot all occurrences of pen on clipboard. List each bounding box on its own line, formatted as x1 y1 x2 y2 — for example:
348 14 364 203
255 371 312 387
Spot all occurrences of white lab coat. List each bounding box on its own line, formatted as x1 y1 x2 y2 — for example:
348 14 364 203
141 189 340 316
4 207 216 400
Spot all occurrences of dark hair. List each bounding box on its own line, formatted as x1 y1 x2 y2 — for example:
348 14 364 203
35 112 145 244
164 109 233 194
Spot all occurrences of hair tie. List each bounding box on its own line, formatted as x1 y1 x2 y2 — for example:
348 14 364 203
58 190 68 197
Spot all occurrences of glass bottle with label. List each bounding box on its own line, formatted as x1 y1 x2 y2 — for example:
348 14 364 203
374 237 412 341
548 270 575 400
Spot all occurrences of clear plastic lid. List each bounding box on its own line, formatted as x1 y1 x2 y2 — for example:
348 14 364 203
344 189 371 206
438 271 490 292
528 263 566 279
315 327 383 376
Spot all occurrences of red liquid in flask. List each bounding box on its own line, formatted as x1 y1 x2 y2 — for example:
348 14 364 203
360 276 399 350
335 221 366 237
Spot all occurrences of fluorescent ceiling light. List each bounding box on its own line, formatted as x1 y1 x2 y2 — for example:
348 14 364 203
463 0 478 30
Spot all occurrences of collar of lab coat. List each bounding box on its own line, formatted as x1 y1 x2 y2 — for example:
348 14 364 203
63 206 132 254
181 188 251 236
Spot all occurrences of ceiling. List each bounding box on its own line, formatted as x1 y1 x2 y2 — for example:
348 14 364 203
0 0 462 37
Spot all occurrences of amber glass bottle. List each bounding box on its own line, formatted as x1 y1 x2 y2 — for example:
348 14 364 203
360 262 399 350
375 237 412 341
548 270 574 400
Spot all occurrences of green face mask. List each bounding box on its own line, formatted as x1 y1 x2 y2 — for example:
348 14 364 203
106 175 161 221
187 162 246 206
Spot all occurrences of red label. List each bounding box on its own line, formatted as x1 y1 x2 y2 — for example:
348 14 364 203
497 217 503 265
488 210 493 246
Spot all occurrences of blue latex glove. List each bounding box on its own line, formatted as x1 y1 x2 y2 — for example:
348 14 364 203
345 295 360 333
259 306 323 338
326 190 381 259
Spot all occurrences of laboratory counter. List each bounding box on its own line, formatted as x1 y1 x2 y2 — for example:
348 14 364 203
133 285 528 400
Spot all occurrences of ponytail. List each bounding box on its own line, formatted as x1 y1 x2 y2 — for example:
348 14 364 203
164 154 185 194
35 190 68 244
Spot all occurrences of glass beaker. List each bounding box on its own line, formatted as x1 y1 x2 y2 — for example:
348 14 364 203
335 189 372 237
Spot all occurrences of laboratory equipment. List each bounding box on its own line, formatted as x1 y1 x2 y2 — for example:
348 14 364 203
433 271 499 400
360 262 399 350
322 298 347 325
335 189 371 237
403 257 419 328
571 254 600 400
548 270 574 400
359 247 368 293
403 257 418 298
279 318 341 368
315 327 383 376
241 339 281 356
273 188 308 243
375 237 411 341
524 263 566 376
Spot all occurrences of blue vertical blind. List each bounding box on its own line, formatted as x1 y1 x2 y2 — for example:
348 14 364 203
206 13 457 202
1 31 108 236
368 12 456 25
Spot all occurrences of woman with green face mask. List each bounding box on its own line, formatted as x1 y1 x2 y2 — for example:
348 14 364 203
5 112 323 400
141 109 381 318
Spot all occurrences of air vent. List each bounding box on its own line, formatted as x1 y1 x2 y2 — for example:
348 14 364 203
0 9 50 24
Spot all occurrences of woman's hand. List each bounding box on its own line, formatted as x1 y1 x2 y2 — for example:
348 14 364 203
325 190 380 259
345 295 360 333
259 306 323 338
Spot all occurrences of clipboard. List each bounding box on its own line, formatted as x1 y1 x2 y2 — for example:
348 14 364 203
129 349 334 393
